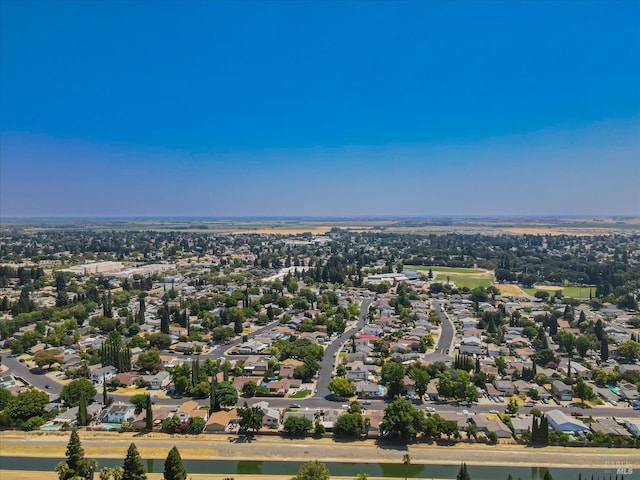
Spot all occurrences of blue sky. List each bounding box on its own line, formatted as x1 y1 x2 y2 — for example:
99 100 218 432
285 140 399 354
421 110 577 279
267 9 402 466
1 0 639 217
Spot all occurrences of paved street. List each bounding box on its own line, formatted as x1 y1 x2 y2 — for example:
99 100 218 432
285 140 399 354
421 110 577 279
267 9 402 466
423 299 455 363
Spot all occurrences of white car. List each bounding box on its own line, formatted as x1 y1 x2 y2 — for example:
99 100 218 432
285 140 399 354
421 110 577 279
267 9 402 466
489 409 498 414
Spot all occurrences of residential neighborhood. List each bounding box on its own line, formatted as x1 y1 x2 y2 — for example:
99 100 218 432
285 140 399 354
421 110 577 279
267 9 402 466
0 225 639 450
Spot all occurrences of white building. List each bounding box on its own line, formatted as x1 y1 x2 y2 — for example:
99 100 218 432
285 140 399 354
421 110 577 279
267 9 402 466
546 409 588 434
103 403 136 424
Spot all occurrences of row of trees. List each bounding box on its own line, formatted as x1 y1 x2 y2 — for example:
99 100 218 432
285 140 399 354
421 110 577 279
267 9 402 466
55 430 187 480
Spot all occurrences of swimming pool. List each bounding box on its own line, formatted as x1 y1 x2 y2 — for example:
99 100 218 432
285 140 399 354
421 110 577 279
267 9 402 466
40 424 62 431
99 423 123 430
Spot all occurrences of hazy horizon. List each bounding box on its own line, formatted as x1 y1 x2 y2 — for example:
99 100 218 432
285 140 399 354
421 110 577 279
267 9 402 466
2 1 639 218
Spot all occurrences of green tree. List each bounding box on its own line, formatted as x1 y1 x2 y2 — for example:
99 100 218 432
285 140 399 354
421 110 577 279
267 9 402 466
130 394 148 413
61 378 97 407
507 398 519 414
136 348 161 373
242 380 257 397
333 412 364 437
293 460 330 480
283 416 313 436
408 365 430 399
237 402 265 433
77 393 88 426
379 397 425 443
122 443 147 480
600 336 609 362
381 361 406 399
34 349 63 369
99 466 124 480
56 430 97 480
163 446 186 480
145 394 153 431
327 377 354 398
5 387 49 424
573 377 595 403
456 462 471 480
186 416 206 434
0 388 12 410
616 340 640 362
575 334 593 357
212 381 238 409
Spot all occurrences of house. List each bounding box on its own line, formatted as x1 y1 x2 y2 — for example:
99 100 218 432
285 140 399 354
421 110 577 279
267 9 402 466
458 344 482 356
618 383 640 401
53 404 103 426
624 419 640 437
174 342 197 354
0 375 17 389
90 365 118 385
115 372 141 387
590 418 632 437
131 406 175 430
177 400 208 422
354 381 382 398
236 340 268 355
142 371 171 390
103 403 136 424
472 415 512 438
253 401 280 427
265 378 301 396
363 410 384 437
426 380 439 401
493 380 515 396
279 364 296 379
551 380 573 401
546 409 588 434
511 416 533 435
204 408 239 433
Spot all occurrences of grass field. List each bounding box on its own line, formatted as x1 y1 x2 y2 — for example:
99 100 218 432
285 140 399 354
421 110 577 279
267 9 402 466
433 274 493 290
524 285 594 299
407 265 487 274
405 265 495 290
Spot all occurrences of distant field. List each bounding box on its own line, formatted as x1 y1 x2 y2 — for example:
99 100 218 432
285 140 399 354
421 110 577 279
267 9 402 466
407 265 487 274
434 274 493 290
406 265 494 290
497 284 529 296
524 285 594 299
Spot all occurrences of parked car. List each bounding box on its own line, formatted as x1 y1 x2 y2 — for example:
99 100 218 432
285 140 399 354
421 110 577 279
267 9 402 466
524 402 535 407
489 409 498 414
571 411 583 417
290 403 301 409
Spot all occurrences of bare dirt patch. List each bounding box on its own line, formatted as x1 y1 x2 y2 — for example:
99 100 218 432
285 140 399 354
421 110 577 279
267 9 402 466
497 284 528 296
